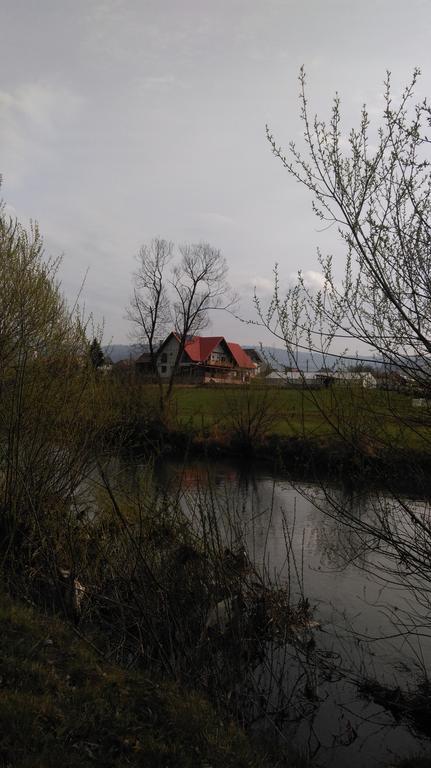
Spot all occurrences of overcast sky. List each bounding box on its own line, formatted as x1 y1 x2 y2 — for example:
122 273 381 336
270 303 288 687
1 0 430 347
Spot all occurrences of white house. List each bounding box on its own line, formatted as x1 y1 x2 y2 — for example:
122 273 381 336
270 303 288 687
154 332 257 383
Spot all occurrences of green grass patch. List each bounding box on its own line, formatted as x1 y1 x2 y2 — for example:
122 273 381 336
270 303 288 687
171 386 332 436
0 590 260 768
168 384 431 450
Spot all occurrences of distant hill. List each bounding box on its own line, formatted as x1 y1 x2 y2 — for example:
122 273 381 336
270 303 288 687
259 346 324 372
103 344 141 363
104 342 381 370
103 343 299 367
260 346 382 371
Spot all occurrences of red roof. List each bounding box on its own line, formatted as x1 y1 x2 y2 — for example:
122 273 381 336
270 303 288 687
183 336 256 369
160 332 256 369
183 336 224 362
226 342 256 369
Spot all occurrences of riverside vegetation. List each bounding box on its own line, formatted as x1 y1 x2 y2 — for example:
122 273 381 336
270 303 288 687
103 375 431 497
0 202 323 766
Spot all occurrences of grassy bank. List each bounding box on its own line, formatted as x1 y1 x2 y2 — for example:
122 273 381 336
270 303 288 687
111 382 431 493
0 588 261 768
90 372 431 458
170 384 431 447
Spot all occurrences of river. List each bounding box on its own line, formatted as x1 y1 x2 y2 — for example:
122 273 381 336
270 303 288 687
121 456 431 767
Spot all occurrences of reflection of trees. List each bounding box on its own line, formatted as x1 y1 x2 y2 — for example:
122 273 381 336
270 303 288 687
143 459 431 761
296 488 431 752
295 481 431 609
311 489 375 571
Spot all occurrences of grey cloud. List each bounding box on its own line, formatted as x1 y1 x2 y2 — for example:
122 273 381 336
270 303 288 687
0 0 430 344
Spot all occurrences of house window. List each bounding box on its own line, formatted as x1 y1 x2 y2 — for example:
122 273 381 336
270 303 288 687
161 365 167 373
161 353 167 363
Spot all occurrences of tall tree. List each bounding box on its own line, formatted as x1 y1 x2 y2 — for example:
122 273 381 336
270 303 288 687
0 185 95 574
264 68 431 386
259 69 431 621
128 239 235 405
127 238 172 372
89 337 105 369
167 241 233 399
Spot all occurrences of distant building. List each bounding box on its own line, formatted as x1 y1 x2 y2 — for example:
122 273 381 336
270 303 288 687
265 370 317 386
135 351 155 375
139 332 257 383
265 368 376 388
243 348 265 375
315 370 376 388
265 371 288 385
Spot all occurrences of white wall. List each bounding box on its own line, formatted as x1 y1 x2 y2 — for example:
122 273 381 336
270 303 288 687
157 335 180 378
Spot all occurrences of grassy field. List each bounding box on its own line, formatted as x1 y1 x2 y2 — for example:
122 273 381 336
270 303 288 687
0 589 260 768
168 384 431 450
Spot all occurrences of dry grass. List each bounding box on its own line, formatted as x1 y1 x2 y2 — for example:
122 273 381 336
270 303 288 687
0 588 261 768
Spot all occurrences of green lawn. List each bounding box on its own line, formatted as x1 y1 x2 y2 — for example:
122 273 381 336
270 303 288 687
168 384 431 449
171 386 330 436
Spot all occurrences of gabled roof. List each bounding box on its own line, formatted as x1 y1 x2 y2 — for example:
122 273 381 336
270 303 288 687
135 352 152 364
243 348 264 364
158 332 256 369
226 342 256 369
182 336 225 363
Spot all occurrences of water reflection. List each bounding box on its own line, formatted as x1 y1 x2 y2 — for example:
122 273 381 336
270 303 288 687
150 458 431 767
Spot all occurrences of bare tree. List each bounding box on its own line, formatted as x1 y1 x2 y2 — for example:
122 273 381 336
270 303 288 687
129 239 235 404
128 238 172 369
258 69 431 628
167 242 234 399
264 67 431 387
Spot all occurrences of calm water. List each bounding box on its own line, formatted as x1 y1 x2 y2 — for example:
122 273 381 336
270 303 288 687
126 458 431 767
